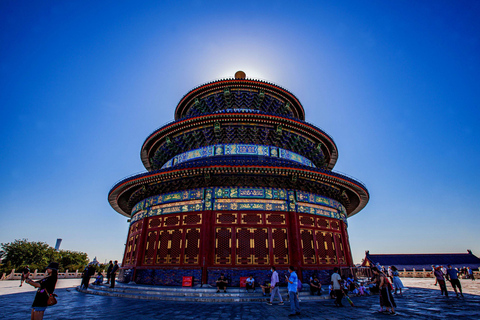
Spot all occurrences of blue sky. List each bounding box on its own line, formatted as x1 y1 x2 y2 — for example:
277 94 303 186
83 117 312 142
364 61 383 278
1 0 479 265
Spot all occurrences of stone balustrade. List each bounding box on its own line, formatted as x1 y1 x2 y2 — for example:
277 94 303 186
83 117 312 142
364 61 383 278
398 268 479 279
1 269 107 281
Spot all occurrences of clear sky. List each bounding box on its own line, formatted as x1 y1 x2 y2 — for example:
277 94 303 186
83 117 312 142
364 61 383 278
1 0 479 265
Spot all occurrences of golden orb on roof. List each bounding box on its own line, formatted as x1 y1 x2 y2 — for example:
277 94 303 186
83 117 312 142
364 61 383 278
235 71 246 79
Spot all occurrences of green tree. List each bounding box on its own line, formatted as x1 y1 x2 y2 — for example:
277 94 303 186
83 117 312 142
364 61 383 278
0 239 89 273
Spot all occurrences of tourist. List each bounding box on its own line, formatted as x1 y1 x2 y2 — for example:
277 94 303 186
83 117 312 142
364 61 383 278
216 274 228 293
246 275 255 292
92 271 104 285
266 266 283 305
358 282 369 296
296 277 302 302
110 260 119 288
285 266 301 316
24 262 58 320
433 265 448 297
331 267 343 307
259 281 270 296
328 283 335 298
446 264 463 298
391 266 405 295
346 276 355 292
387 266 393 283
370 267 396 315
441 265 447 276
378 268 396 315
309 275 321 295
467 267 475 281
341 276 349 296
81 264 96 289
20 265 30 287
105 260 113 284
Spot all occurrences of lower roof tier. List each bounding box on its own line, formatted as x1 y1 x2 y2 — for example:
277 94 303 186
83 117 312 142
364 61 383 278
109 156 369 218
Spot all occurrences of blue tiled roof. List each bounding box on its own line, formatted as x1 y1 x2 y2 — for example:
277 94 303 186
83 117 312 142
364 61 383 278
364 251 480 271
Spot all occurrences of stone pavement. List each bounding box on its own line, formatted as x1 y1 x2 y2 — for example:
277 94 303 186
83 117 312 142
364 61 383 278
1 278 479 319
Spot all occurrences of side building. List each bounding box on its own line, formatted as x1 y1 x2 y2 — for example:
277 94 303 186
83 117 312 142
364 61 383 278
363 250 480 271
108 71 369 286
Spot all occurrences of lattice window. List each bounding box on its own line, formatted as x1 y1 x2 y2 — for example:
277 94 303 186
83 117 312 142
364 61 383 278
330 220 339 230
316 217 329 229
236 228 252 265
215 227 232 264
253 228 269 265
143 231 158 265
184 228 201 264
272 228 289 265
300 229 316 264
132 220 143 233
241 213 262 224
299 215 315 226
216 213 237 224
315 231 327 264
164 216 181 227
266 213 286 225
156 230 170 264
131 234 139 265
335 233 346 265
184 214 202 225
149 217 162 228
168 229 183 264
124 235 135 265
324 232 337 264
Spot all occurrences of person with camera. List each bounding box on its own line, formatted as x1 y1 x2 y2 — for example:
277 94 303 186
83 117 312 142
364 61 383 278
24 262 59 320
20 265 30 287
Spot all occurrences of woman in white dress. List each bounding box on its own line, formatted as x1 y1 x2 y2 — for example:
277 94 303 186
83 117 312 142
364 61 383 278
391 265 405 294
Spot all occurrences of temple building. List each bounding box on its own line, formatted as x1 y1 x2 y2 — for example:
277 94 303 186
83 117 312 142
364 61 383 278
108 71 369 286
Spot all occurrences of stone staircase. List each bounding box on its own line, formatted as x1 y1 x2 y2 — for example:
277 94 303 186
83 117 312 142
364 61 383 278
76 283 331 302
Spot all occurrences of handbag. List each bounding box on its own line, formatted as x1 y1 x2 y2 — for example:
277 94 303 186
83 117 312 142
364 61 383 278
44 288 58 306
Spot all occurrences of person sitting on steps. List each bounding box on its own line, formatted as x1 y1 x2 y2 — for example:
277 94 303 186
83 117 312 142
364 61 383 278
310 275 322 295
216 274 228 293
246 275 255 293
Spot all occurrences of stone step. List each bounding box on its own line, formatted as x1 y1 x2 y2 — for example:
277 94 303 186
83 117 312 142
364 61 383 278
89 283 324 296
77 284 331 302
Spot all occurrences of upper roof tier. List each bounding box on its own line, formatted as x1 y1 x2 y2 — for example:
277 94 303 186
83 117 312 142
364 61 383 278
174 72 306 121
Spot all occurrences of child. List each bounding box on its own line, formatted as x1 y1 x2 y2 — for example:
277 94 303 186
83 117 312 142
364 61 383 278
92 272 104 285
329 284 335 299
358 283 368 296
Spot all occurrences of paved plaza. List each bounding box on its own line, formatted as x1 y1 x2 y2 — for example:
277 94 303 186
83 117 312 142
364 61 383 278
0 278 479 319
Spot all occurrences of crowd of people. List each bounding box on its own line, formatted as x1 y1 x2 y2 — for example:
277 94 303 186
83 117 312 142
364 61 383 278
80 260 119 289
432 264 470 298
17 259 477 319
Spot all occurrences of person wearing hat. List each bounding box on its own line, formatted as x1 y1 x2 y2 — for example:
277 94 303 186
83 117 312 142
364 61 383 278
24 262 59 320
433 265 448 297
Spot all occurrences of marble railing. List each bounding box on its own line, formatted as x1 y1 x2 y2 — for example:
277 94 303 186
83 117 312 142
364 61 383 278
0 269 106 280
398 269 479 279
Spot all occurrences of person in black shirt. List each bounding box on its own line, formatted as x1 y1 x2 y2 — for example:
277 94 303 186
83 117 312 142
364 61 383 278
20 265 30 287
310 276 322 295
216 274 228 293
81 264 96 289
106 260 113 284
110 260 119 288
24 262 58 320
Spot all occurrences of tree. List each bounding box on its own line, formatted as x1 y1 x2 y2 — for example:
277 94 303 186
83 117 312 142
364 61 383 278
0 239 89 273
